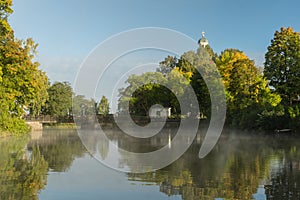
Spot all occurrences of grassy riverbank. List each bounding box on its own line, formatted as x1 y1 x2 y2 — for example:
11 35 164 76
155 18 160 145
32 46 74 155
43 123 78 129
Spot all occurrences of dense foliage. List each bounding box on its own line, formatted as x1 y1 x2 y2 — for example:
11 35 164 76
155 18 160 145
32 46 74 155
264 27 300 105
119 27 300 130
0 0 48 135
43 82 73 117
119 45 214 118
262 27 300 130
0 0 298 133
216 49 281 128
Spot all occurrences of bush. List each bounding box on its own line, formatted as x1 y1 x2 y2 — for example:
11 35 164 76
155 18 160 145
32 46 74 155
257 106 286 130
0 112 31 136
256 105 300 130
287 105 300 130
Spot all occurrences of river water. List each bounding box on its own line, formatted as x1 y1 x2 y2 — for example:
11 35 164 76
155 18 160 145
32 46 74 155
1 127 300 200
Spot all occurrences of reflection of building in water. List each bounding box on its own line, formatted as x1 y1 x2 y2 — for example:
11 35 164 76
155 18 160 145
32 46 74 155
168 132 171 149
97 134 109 160
149 129 173 148
160 181 181 196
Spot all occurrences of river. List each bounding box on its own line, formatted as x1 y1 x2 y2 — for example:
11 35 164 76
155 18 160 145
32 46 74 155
1 127 300 200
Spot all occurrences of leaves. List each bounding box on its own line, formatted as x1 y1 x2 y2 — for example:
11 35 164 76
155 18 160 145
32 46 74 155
0 2 49 134
118 44 216 118
43 82 72 117
97 95 110 116
264 27 300 104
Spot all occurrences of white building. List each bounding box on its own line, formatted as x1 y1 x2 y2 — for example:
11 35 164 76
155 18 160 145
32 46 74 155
149 107 171 118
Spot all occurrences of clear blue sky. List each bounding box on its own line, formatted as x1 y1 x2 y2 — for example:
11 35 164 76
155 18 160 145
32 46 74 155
9 0 300 84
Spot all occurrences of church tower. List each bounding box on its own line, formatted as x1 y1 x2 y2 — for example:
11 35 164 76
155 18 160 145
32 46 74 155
198 31 209 47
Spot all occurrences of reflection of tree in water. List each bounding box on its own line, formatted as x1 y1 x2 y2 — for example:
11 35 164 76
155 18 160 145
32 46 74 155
0 129 89 199
127 133 300 200
265 165 300 199
264 138 300 199
28 129 86 172
0 137 48 200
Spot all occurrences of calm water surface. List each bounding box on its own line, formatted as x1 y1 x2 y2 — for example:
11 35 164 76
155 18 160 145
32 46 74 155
1 128 300 200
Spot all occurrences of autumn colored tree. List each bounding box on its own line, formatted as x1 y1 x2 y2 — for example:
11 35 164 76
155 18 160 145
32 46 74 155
118 33 287 129
216 49 281 128
0 0 49 135
215 49 249 90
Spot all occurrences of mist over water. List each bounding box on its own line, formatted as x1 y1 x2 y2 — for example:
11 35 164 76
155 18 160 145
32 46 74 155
1 128 300 199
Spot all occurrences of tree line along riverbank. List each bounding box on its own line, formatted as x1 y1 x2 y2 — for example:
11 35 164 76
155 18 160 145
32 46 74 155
1 1 300 136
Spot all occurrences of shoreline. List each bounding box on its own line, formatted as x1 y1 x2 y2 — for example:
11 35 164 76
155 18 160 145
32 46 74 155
2 119 299 137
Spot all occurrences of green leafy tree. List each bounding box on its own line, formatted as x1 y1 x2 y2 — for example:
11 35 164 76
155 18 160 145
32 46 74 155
119 42 217 119
0 1 49 135
72 95 96 117
97 96 110 116
179 44 216 118
44 82 73 117
228 58 259 108
264 27 300 104
119 72 169 116
118 66 194 117
157 55 177 75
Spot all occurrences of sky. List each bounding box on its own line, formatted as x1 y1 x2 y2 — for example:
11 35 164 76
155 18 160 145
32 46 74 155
9 0 300 90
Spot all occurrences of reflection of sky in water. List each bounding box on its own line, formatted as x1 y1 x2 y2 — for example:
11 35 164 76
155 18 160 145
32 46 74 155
252 185 266 200
39 153 181 200
88 128 187 172
251 156 281 200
